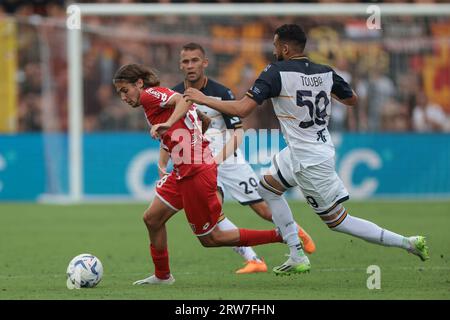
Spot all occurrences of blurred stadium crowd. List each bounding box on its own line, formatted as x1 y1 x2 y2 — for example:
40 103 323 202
1 0 449 133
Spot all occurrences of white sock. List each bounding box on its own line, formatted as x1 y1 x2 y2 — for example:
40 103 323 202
332 214 410 249
258 183 304 260
218 217 261 262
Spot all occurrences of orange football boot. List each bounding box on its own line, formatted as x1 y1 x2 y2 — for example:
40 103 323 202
235 259 268 274
298 225 316 254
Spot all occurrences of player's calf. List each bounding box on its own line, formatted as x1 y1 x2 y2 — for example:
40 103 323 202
249 201 274 222
258 175 301 248
322 204 429 260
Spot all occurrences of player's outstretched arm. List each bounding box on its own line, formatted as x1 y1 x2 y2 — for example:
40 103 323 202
184 88 257 118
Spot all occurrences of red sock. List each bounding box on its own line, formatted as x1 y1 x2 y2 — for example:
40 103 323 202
150 244 170 280
237 229 283 247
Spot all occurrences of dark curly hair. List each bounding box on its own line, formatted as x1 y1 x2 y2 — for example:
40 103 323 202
275 24 307 52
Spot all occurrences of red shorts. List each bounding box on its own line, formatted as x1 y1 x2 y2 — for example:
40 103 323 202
155 165 221 236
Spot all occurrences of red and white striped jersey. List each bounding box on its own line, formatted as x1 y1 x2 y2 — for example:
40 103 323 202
140 86 214 179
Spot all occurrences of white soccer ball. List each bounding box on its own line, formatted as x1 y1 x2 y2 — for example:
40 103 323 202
66 253 103 289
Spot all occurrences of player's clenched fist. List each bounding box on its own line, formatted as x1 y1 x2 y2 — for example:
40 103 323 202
184 88 208 105
150 122 170 139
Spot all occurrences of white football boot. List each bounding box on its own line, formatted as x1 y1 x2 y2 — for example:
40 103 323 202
133 274 175 285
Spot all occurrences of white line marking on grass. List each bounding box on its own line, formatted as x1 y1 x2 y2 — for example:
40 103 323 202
1 266 448 280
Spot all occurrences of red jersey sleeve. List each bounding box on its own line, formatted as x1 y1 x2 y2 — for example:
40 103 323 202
140 87 179 108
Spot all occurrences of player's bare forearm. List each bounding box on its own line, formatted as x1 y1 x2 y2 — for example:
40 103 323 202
196 110 211 134
166 95 192 127
184 88 257 118
207 99 243 117
215 128 244 164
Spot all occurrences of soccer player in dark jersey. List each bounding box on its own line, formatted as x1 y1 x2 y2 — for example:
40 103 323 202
184 24 429 276
164 42 315 274
113 64 286 285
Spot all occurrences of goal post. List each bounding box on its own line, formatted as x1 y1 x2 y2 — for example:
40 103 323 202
69 3 450 17
65 3 450 203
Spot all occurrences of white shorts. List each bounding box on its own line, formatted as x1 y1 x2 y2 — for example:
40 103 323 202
217 162 263 205
269 147 349 214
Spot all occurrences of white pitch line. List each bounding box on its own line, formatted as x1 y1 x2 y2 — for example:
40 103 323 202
1 266 449 280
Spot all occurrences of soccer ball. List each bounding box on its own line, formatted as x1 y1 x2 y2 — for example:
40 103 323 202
66 253 103 289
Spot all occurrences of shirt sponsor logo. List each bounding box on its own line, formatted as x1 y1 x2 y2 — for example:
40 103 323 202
147 88 168 102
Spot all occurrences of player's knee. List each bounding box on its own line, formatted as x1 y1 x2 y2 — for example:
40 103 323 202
318 204 348 230
142 209 162 230
142 211 154 227
259 175 286 198
197 234 217 247
198 229 228 247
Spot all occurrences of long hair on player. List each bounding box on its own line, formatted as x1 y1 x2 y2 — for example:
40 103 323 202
113 64 160 88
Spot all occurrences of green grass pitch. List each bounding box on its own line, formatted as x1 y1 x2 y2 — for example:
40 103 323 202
0 201 449 300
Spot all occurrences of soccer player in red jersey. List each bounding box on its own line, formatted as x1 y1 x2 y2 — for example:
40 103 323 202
113 64 284 285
